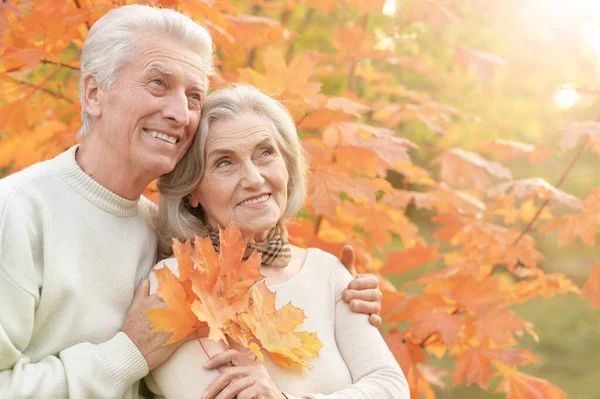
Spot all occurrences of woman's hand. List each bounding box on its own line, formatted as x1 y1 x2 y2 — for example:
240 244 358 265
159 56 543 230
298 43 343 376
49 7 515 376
202 349 286 399
340 245 383 327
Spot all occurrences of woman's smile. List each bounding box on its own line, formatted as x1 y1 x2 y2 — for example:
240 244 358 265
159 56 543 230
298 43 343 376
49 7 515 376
238 193 271 208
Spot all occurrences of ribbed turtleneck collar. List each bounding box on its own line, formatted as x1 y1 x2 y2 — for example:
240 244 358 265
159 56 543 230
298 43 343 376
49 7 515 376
59 145 140 217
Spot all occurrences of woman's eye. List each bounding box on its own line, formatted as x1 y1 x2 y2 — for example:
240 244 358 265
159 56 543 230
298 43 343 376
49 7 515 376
261 147 274 157
216 159 232 168
190 93 201 101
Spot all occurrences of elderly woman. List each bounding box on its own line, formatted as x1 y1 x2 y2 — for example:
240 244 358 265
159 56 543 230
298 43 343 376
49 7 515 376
145 84 409 399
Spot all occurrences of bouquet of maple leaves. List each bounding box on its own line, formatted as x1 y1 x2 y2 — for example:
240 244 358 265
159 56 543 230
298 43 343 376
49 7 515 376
145 223 323 370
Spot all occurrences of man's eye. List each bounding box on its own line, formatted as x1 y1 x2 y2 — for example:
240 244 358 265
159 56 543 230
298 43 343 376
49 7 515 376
190 93 201 101
152 79 164 86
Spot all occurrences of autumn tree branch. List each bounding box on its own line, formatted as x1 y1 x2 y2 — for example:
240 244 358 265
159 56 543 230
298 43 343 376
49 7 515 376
41 59 79 71
511 137 589 247
286 8 314 61
73 0 91 30
13 78 75 104
314 215 323 236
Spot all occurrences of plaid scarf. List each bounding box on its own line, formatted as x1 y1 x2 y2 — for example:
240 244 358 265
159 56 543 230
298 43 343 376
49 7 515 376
207 223 291 267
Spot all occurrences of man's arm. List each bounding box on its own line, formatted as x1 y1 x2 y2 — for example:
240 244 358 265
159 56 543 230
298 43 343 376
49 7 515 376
0 190 178 398
339 246 383 327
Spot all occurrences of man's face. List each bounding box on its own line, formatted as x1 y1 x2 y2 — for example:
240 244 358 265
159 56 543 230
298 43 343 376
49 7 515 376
97 34 207 178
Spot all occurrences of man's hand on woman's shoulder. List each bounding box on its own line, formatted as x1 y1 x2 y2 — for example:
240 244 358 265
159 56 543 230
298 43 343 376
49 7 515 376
339 245 383 327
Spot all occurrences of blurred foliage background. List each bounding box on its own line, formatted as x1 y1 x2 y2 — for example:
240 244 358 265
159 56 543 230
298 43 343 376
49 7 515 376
375 1 600 397
2 0 600 397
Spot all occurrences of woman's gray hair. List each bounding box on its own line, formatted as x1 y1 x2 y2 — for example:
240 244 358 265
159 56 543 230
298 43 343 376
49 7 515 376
77 4 214 137
156 84 308 255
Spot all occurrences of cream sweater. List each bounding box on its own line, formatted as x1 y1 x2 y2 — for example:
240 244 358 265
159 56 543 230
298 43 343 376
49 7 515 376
146 248 409 399
0 146 157 398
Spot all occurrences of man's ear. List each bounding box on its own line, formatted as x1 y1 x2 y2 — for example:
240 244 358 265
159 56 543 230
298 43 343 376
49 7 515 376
83 74 103 118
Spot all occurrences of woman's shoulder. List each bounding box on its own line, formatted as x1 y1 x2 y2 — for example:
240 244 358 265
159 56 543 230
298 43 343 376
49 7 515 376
148 257 180 294
305 247 353 296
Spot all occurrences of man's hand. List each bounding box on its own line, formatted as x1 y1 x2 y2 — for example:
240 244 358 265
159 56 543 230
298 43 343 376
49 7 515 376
120 279 189 370
339 245 383 327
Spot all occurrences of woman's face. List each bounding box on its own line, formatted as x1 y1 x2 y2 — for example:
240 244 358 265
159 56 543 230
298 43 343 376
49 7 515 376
190 111 289 241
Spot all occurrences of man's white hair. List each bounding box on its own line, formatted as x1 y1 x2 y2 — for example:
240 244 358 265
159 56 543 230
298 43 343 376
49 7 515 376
77 5 214 138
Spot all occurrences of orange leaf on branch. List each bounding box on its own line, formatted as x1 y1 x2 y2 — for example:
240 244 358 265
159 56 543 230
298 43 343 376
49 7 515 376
408 311 463 346
433 148 512 190
495 365 567 399
560 121 600 152
454 44 509 82
481 138 553 165
487 178 582 210
581 265 600 309
452 347 493 389
382 244 441 275
384 328 428 375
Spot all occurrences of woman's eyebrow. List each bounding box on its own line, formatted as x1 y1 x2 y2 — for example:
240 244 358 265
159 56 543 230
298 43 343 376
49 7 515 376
208 138 274 158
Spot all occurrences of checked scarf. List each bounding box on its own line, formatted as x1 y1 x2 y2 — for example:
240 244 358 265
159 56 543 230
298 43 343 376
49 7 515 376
207 223 291 267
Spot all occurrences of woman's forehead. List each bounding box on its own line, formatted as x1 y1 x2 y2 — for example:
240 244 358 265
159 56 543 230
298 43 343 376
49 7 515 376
206 115 277 151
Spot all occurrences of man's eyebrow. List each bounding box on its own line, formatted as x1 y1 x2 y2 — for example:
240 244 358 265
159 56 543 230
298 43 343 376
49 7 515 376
146 65 173 76
190 83 205 93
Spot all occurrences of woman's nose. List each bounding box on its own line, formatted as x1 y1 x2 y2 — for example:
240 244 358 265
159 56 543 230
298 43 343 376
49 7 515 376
240 162 265 189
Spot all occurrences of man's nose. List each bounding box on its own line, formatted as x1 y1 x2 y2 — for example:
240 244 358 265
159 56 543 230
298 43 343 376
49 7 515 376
162 90 190 126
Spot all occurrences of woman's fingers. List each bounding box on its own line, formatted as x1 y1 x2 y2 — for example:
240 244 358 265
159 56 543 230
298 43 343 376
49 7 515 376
202 366 253 399
204 349 254 369
213 376 255 399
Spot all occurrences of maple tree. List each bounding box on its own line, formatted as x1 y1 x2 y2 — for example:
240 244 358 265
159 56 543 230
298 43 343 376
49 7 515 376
2 0 600 397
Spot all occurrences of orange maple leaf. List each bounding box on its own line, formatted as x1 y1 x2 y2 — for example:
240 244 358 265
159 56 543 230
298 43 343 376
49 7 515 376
384 329 428 375
145 266 202 345
146 223 322 369
495 366 567 399
382 244 441 275
409 311 462 345
238 282 323 369
189 224 263 342
452 347 493 389
581 265 600 309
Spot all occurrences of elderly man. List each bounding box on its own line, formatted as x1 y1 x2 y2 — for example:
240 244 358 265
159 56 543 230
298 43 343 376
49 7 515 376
0 5 383 399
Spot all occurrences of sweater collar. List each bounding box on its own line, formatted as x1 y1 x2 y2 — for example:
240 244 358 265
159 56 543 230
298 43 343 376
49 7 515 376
59 145 141 217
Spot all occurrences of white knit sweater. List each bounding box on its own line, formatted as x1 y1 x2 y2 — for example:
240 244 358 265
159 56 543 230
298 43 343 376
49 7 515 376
146 248 409 399
0 146 157 398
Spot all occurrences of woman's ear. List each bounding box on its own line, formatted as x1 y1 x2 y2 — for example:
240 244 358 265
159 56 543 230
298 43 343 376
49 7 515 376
83 74 103 118
188 194 200 208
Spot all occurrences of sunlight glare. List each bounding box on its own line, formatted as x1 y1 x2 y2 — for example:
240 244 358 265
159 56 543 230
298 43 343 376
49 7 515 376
554 86 581 109
383 0 396 16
